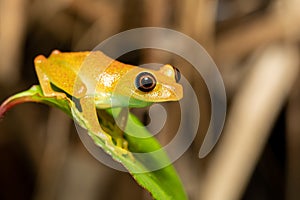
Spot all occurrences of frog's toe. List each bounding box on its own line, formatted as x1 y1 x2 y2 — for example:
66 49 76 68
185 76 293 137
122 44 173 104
48 92 66 99
122 140 128 150
115 145 129 156
34 55 46 63
114 137 128 150
51 49 61 55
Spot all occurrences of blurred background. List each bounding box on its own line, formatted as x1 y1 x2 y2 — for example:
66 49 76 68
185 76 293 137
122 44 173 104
0 0 300 199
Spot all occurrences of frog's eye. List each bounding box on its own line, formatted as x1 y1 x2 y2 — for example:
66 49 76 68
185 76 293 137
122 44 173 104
173 67 181 83
135 72 156 92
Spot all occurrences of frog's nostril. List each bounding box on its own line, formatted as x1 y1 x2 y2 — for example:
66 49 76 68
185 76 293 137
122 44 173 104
164 84 183 100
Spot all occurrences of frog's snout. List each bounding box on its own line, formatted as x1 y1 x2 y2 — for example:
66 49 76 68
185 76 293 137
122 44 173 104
166 83 183 101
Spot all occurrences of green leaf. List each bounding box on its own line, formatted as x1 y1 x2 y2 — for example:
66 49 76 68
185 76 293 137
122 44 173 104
0 85 187 200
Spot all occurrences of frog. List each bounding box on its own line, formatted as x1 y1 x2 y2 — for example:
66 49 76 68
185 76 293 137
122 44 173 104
34 50 183 151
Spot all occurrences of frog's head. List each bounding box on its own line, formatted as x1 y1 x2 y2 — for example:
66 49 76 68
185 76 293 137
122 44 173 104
113 64 183 107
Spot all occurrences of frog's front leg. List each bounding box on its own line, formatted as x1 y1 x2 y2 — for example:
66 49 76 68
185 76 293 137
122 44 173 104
80 97 129 154
113 108 129 149
97 109 129 149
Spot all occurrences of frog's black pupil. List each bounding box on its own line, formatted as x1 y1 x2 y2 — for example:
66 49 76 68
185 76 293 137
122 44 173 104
141 77 152 87
135 72 156 92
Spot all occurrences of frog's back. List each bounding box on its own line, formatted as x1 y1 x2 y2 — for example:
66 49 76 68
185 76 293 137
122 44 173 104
48 51 109 73
35 50 135 97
